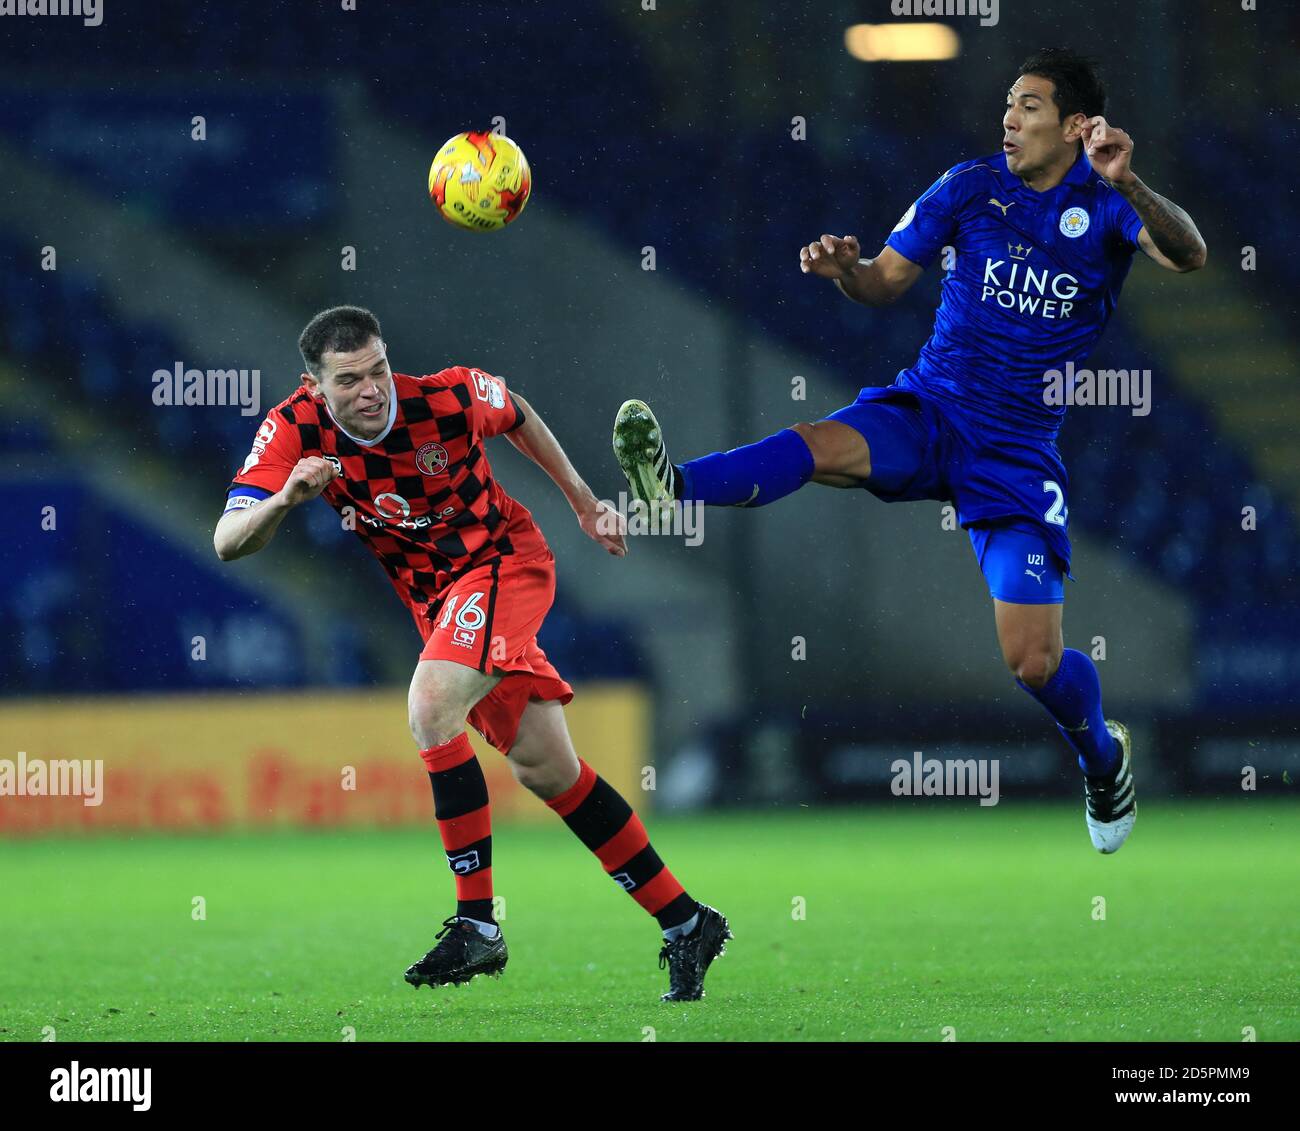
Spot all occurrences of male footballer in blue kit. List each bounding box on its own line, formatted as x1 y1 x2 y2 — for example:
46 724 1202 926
612 49 1206 853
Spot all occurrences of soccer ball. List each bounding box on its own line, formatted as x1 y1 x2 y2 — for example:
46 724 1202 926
427 131 532 232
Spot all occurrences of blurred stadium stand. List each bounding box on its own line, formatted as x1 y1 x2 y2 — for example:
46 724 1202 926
1 0 1295 807
0 221 643 694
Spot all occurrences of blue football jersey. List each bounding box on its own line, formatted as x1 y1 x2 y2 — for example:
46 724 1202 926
884 148 1144 440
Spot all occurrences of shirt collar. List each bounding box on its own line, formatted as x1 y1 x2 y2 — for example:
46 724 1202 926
1062 145 1095 187
998 145 1095 194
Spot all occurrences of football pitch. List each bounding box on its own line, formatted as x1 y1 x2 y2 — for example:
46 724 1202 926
2 802 1296 1043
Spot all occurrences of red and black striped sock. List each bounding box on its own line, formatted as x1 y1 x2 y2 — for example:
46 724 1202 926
546 759 697 931
420 733 494 925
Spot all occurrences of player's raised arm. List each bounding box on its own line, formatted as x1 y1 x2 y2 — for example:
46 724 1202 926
1082 116 1206 273
800 236 923 307
502 393 626 557
213 456 337 561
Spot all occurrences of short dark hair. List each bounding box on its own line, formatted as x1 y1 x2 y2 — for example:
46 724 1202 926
298 305 382 376
1017 48 1107 123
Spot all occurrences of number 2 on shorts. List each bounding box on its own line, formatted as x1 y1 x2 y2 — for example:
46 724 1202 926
1042 480 1068 527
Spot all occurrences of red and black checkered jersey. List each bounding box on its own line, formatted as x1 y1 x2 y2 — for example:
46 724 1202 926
227 367 549 625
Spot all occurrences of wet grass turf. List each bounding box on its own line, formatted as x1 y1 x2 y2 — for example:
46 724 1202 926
2 801 1296 1042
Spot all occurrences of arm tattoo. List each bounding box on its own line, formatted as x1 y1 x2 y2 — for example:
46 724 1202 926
1120 178 1206 268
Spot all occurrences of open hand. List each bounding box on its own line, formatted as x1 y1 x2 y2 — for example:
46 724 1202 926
579 498 628 557
800 234 861 279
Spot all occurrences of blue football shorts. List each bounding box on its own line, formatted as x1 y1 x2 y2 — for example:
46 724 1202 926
823 384 1070 604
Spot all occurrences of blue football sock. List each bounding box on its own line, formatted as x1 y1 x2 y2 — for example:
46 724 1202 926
678 428 814 507
1017 648 1119 776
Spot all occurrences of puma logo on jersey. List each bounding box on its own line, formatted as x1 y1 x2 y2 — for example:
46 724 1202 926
988 197 1016 216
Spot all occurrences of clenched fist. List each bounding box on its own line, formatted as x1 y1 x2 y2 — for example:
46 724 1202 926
1081 116 1136 188
279 456 339 507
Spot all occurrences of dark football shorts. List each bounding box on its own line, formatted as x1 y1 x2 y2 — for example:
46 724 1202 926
823 384 1071 604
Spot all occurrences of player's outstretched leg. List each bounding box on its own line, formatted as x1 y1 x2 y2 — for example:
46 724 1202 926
612 399 871 509
612 400 681 506
404 660 509 989
509 699 732 1001
996 599 1136 854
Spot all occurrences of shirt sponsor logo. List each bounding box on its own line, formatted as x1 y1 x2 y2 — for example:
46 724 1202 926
373 492 411 521
980 257 1079 320
358 511 437 531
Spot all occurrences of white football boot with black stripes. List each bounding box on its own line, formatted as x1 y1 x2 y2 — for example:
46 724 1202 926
612 399 677 508
1084 720 1136 854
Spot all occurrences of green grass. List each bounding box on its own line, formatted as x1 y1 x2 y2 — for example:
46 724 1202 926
1 802 1296 1042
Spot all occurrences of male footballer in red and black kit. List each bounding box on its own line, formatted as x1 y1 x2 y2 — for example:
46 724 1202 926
215 306 730 1001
